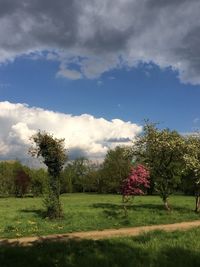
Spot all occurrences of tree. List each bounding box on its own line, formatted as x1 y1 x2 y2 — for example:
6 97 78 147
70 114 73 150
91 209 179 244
85 162 106 193
71 158 90 192
183 135 200 212
14 169 30 197
132 123 185 210
0 161 15 196
60 165 74 193
0 160 25 196
102 146 132 193
30 131 67 218
29 168 49 196
61 158 90 193
121 164 150 216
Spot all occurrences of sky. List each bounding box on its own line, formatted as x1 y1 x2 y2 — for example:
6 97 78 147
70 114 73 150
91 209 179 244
0 0 200 163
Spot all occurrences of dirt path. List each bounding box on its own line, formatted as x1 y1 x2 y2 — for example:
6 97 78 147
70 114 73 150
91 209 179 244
1 220 200 246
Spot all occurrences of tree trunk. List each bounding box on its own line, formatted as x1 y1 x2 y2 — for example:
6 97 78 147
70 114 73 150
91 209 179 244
46 175 63 219
123 204 128 217
195 196 200 213
163 197 171 211
122 196 128 217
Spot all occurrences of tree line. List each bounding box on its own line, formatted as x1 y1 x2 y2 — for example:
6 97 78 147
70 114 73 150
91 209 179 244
0 152 129 197
1 123 200 217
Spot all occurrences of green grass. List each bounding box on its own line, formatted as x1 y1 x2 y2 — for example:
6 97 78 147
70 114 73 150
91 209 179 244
0 194 200 238
1 228 200 267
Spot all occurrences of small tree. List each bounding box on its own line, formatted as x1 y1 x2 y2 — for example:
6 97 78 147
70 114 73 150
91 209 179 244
132 123 185 210
102 146 132 193
183 135 200 212
30 131 67 219
121 164 150 216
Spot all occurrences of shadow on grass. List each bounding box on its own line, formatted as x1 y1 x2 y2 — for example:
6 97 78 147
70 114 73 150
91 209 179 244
92 203 124 220
156 247 200 267
92 202 193 215
19 209 46 218
0 237 200 267
134 204 193 213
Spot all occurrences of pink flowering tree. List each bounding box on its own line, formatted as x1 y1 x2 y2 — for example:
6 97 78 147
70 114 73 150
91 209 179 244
121 164 150 216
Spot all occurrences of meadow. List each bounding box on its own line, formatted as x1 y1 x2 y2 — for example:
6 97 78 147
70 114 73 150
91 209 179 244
0 194 200 239
1 228 200 267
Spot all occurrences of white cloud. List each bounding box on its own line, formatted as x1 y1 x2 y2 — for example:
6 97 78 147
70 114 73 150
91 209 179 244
0 101 142 162
56 68 82 80
0 1 200 84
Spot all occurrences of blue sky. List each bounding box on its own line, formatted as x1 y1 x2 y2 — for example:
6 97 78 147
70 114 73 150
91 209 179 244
1 57 199 133
0 0 200 161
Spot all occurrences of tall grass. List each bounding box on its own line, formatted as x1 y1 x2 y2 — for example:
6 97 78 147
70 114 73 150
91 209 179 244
0 194 199 238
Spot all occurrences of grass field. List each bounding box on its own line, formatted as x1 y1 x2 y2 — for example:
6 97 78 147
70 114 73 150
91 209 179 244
0 194 200 239
1 228 200 267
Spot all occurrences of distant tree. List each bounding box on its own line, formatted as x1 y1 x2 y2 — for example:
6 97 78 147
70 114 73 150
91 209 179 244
29 168 49 196
85 162 106 193
61 158 90 193
183 135 200 212
121 164 150 216
0 162 14 195
132 123 185 210
14 169 30 197
102 146 132 193
0 160 25 196
30 131 67 219
60 165 74 193
71 158 90 192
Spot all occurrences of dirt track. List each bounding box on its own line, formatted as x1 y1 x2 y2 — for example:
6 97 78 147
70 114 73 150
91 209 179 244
1 220 200 246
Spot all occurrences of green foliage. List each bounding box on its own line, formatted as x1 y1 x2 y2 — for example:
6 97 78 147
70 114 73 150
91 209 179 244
181 171 195 195
85 162 106 193
0 161 50 197
132 123 185 209
183 135 200 186
0 161 27 196
60 165 74 193
183 135 200 212
69 157 90 192
29 169 49 196
61 159 104 193
30 131 67 219
14 169 31 197
0 162 15 196
101 146 132 193
43 181 62 219
30 131 66 178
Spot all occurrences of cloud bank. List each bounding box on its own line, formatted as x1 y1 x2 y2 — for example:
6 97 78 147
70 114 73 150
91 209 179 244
0 0 200 84
0 101 142 162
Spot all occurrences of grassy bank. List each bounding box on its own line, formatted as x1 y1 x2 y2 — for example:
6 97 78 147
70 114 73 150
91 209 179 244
1 228 200 267
0 194 200 238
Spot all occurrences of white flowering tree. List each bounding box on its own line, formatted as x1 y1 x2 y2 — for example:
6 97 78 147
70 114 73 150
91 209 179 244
132 123 185 211
184 135 200 212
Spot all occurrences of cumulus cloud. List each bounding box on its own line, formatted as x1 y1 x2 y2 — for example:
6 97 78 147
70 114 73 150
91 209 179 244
0 101 142 162
56 68 82 80
0 0 200 84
